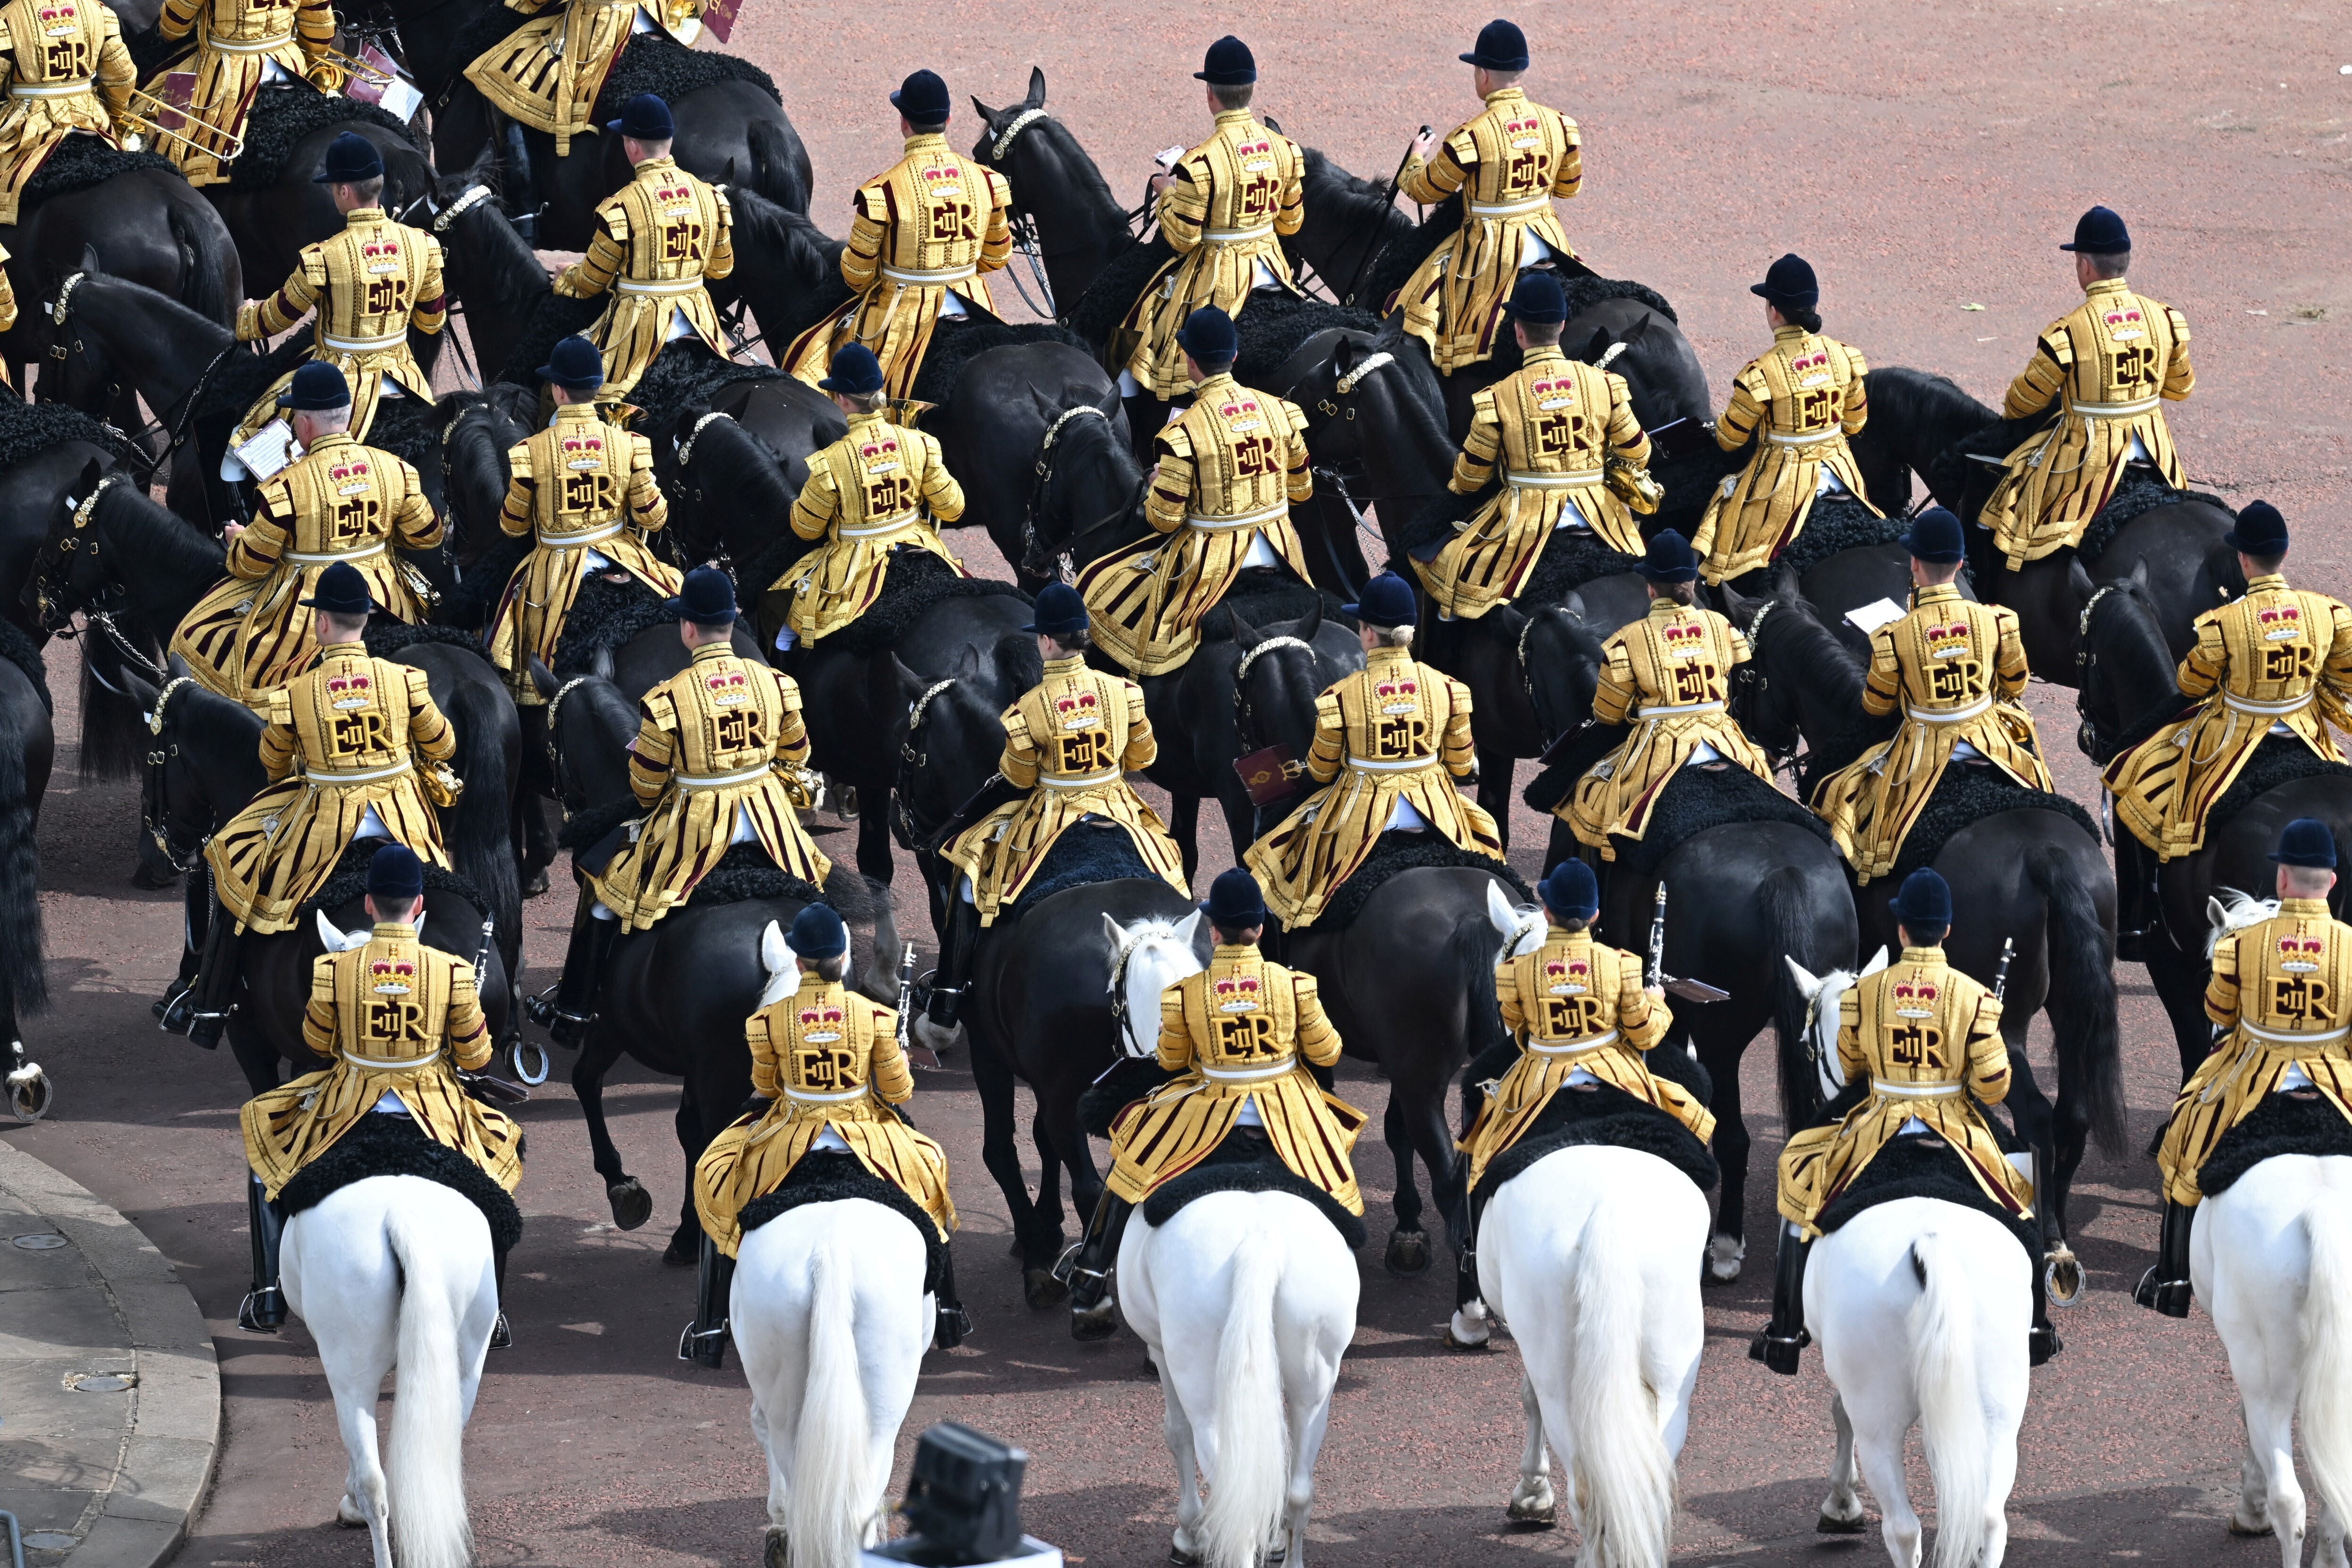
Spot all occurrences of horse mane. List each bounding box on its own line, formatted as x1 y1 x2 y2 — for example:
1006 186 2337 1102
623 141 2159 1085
97 475 225 584
2093 581 2194 751
1010 114 1127 229
1297 146 1416 251
1042 405 1151 562
687 414 797 518
435 390 526 541
435 163 549 317
725 183 852 345
1360 192 1462 316
1761 592 1882 786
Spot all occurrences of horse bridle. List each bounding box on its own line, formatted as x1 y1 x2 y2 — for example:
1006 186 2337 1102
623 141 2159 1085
890 679 961 852
1233 634 1314 750
2072 582 2128 763
1025 403 1139 573
1728 596 1803 777
46 273 237 481
1104 921 1177 1059
979 108 1078 318
142 676 212 876
25 474 136 638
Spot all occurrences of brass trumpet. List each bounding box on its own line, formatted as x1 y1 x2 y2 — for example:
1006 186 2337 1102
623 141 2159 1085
308 45 398 92
119 84 245 161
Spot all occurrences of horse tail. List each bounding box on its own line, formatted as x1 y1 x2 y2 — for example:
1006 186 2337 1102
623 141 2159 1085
439 677 521 970
169 196 235 328
1564 1200 1676 1568
2299 1172 2352 1534
78 646 151 781
789 1218 875 1568
0 694 43 1013
384 1201 475 1568
1760 865 1823 1130
1907 1228 1989 1568
2027 844 2125 1155
1202 1220 1290 1568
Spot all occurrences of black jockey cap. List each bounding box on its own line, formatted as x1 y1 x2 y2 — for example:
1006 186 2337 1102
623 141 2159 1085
1891 868 1953 932
1637 531 1699 584
315 131 384 185
786 903 849 959
1900 506 1966 564
367 843 425 901
1022 583 1089 639
891 69 951 125
1195 35 1256 84
538 334 606 391
2060 205 2130 254
820 343 885 394
1343 572 1416 629
1202 867 1267 928
1751 253 1819 311
1502 270 1567 324
277 361 351 410
609 92 674 141
1539 859 1599 921
301 559 375 616
2271 817 2338 870
1460 18 1528 70
1177 305 1238 364
2224 500 2288 556
666 565 737 626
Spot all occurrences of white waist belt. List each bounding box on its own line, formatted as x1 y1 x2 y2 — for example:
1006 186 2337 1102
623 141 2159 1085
616 276 706 295
1041 767 1122 789
1468 194 1549 217
1505 469 1603 488
838 513 921 539
1905 694 1994 725
1202 223 1275 242
1202 1056 1297 1082
676 762 775 790
784 1084 869 1104
1637 700 1725 719
213 31 294 51
307 758 413 784
2225 691 2314 717
286 541 387 565
882 262 977 285
322 330 408 353
2071 396 2161 418
1872 1079 1963 1097
543 519 626 548
2243 1020 2351 1046
1768 427 1843 447
1188 500 1290 531
1346 754 1438 772
343 1047 439 1069
1527 1028 1620 1057
12 78 94 97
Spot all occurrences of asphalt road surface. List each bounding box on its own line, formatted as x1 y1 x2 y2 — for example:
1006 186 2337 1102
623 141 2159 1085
6 1 2349 1562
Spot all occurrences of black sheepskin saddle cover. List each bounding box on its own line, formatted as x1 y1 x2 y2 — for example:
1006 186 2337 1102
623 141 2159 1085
228 86 425 192
2076 471 2235 566
1298 829 1528 935
198 337 443 470
1140 1133 1369 1250
739 1151 946 1293
0 617 51 715
594 32 779 122
1812 1132 2038 1261
1194 567 1353 645
550 573 674 679
0 382 137 474
498 293 607 388
1000 820 1154 920
1388 492 1642 625
909 321 1095 411
819 551 1028 660
276 1110 524 1252
2208 734 2352 842
1889 763 2098 880
364 621 485 660
1606 764 1831 877
300 836 492 927
21 133 176 203
626 342 785 440
2201 1090 2352 1196
1066 236 1174 350
1762 495 1901 586
1460 1042 1718 1207
1231 294 1377 385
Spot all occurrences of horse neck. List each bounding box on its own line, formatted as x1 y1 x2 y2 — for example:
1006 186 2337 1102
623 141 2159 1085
379 0 484 95
1771 607 1870 759
77 279 232 416
2096 592 2184 732
1043 420 1148 572
1008 127 1131 305
102 484 224 635
1125 927 1204 1020
178 687 267 817
446 201 547 316
1353 337 1456 499
1524 616 1601 735
1877 368 2000 484
1240 643 1325 761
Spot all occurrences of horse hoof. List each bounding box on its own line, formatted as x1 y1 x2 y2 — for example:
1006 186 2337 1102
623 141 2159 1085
911 1015 962 1057
1384 1228 1431 1277
1007 1235 1027 1259
523 867 551 899
607 1178 652 1231
1168 1538 1202 1567
1505 1489 1556 1527
1706 1233 1746 1284
664 1230 699 1267
766 1526 791 1568
130 862 179 892
1023 1268 1069 1308
1816 1512 1868 1536
2044 1247 2085 1307
2227 1513 2275 1539
336 1494 368 1528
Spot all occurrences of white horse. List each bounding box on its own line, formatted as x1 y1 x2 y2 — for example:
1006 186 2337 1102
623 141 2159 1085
1475 1144 1708 1565
1108 909 1211 1059
282 1176 499 1568
1119 1190 1359 1568
2198 1152 2352 1567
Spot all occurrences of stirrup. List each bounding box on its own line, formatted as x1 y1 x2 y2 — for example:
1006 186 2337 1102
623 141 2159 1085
2029 1323 2061 1367
238 1285 285 1334
547 1008 596 1049
1748 1325 1808 1375
678 1317 731 1366
489 1312 512 1351
926 984 966 1030
156 984 196 1034
521 985 561 1029
187 1009 232 1050
935 1301 972 1350
1049 1241 1086 1287
2133 1264 2191 1318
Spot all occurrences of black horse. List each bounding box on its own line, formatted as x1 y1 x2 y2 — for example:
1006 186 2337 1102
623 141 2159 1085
967 68 1140 318
0 629 53 1120
404 157 554 399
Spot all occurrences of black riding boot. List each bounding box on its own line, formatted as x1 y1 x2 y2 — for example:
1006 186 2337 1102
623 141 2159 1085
489 1245 512 1350
157 874 211 1033
1122 394 1162 466
1060 1189 1134 1342
933 1241 972 1350
185 900 242 1050
926 896 980 1029
499 118 540 245
2134 1200 2196 1318
1749 1224 1812 1374
680 1236 735 1368
239 1174 287 1333
529 914 617 1048
2029 1256 2061 1366
2113 832 2158 963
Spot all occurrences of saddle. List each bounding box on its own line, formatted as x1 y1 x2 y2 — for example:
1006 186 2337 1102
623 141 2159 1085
1811 1129 2039 1260
2072 471 2236 567
906 320 1092 412
1388 486 1640 612
549 572 676 681
18 133 175 207
1296 829 1527 935
1137 1131 1368 1250
274 1109 525 1249
1603 763 1832 878
298 837 494 931
2203 734 2352 843
1459 1047 1718 1224
997 819 1155 921
2198 1087 2352 1198
1743 494 1902 590
222 86 425 192
1195 567 1352 646
737 1149 947 1292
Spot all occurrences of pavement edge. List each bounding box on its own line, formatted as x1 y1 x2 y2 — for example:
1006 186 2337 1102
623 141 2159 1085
0 1139 221 1568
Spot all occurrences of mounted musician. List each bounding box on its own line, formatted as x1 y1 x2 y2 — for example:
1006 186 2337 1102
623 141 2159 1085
142 0 338 186
1410 272 1649 624
1064 868 1365 1340
1813 508 2052 884
1688 255 1879 588
227 133 445 459
1981 207 2195 572
691 903 968 1353
1561 530 1774 858
1077 305 1316 677
1245 573 1502 932
927 584 1187 1030
783 69 1012 403
546 93 734 405
2142 819 2352 1318
1115 36 1304 411
767 343 967 661
180 563 462 1050
1394 18 1581 375
0 0 134 224
483 335 681 709
542 569 830 1043
236 845 523 1337
1756 869 2052 1373
2105 503 2352 952
172 363 442 703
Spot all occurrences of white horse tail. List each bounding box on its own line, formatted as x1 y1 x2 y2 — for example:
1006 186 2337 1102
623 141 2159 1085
2299 1183 2352 1532
1201 1223 1289 1568
1564 1201 1675 1568
790 1223 875 1568
1907 1229 1988 1568
384 1205 473 1568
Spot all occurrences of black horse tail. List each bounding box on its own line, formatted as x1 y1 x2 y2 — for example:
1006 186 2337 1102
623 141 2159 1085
439 679 522 977
2028 844 2125 1156
78 644 151 782
1760 865 1824 1131
169 197 235 328
0 695 45 1013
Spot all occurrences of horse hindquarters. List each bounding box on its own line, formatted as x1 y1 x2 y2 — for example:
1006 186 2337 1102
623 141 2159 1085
1483 1147 1705 1567
735 1201 932 1568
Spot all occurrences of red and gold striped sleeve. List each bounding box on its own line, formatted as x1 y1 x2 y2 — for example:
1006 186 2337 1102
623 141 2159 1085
2000 324 2071 421
446 959 490 1070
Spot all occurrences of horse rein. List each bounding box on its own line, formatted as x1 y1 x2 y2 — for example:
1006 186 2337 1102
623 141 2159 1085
142 675 212 876
1024 403 1134 572
2072 582 2127 763
979 108 1074 318
1728 596 1802 778
45 272 239 476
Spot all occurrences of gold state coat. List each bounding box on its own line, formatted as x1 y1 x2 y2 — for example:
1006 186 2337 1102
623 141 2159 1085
1689 326 1876 587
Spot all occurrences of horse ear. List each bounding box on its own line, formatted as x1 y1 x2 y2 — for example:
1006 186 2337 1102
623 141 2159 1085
2066 557 2096 609
1485 881 1518 937
1226 603 1263 651
74 457 103 498
1772 561 1801 600
1176 909 1207 955
952 642 987 685
1094 382 1120 420
1101 913 1127 949
1025 66 1045 108
590 644 614 681
1618 314 1655 349
2129 556 2151 590
721 155 738 187
760 919 790 979
1292 594 1322 644
1560 590 1587 625
1579 325 1612 364
1860 945 1891 976
970 94 1000 123
1782 955 1822 1000
79 243 101 277
1720 584 1752 622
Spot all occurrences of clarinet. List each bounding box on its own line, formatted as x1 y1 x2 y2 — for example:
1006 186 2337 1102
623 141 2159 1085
1647 883 1668 990
1990 936 2016 1002
896 942 917 1051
